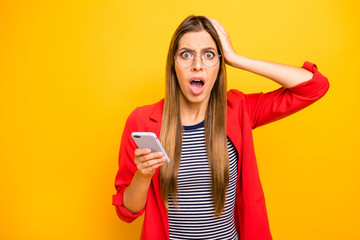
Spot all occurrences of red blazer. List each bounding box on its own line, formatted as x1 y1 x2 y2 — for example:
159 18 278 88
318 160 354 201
113 61 329 239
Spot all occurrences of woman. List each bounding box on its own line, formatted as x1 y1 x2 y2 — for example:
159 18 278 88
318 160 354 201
112 15 329 240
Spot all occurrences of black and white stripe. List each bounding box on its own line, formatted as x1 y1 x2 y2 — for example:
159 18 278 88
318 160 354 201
168 121 239 240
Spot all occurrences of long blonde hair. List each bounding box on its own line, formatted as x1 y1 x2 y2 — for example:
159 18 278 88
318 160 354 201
159 15 228 217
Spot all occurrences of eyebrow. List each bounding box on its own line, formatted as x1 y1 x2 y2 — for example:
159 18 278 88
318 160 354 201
177 47 217 52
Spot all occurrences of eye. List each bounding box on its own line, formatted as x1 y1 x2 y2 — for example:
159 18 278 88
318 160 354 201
180 51 192 59
203 51 215 59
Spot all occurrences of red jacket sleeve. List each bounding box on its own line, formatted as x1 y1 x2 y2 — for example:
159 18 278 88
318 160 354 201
112 108 145 222
243 61 330 129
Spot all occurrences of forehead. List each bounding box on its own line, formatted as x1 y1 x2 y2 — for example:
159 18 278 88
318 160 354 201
178 30 217 51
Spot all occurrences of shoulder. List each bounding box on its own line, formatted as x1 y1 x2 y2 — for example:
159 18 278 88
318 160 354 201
125 99 164 130
130 100 162 117
227 89 245 98
227 89 246 108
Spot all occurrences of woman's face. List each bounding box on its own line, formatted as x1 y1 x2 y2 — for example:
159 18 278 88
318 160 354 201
174 30 220 105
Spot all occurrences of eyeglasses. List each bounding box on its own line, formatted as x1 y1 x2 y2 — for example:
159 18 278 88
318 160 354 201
174 50 221 69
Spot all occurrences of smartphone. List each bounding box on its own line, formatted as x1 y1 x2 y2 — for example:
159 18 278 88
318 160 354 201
131 132 170 163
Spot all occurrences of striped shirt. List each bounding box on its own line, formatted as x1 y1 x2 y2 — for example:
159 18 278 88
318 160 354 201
168 120 239 240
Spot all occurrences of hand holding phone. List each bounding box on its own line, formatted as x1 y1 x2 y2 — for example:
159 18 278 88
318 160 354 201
131 132 169 178
131 132 170 163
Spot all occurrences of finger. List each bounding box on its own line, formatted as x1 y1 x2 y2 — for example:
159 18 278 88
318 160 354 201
142 157 167 171
134 148 151 157
150 161 167 170
141 156 166 168
206 17 227 34
205 16 218 23
140 162 164 176
205 16 214 21
211 20 228 36
138 151 164 163
138 156 167 170
208 21 226 38
206 16 222 28
207 17 219 30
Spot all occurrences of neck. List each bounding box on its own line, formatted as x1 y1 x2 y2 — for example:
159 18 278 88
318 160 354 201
179 93 209 126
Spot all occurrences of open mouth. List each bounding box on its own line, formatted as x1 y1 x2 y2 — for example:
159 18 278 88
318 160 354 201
189 79 205 95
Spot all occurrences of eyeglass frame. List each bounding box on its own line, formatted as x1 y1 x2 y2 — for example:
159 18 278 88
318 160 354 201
174 50 222 69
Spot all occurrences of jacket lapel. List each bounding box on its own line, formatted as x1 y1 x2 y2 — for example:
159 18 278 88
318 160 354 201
147 100 170 238
226 101 242 163
226 98 244 236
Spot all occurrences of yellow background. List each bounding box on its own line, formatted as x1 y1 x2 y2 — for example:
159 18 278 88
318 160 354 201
1 0 359 239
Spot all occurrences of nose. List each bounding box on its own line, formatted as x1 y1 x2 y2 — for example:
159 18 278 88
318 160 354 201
192 54 203 71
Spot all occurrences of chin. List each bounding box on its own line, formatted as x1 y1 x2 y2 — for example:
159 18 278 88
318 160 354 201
185 93 209 104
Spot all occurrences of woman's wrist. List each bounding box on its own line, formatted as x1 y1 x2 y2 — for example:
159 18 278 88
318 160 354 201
135 169 154 182
122 170 153 214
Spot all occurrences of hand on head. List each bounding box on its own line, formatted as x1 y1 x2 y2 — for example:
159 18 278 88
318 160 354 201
205 16 238 66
